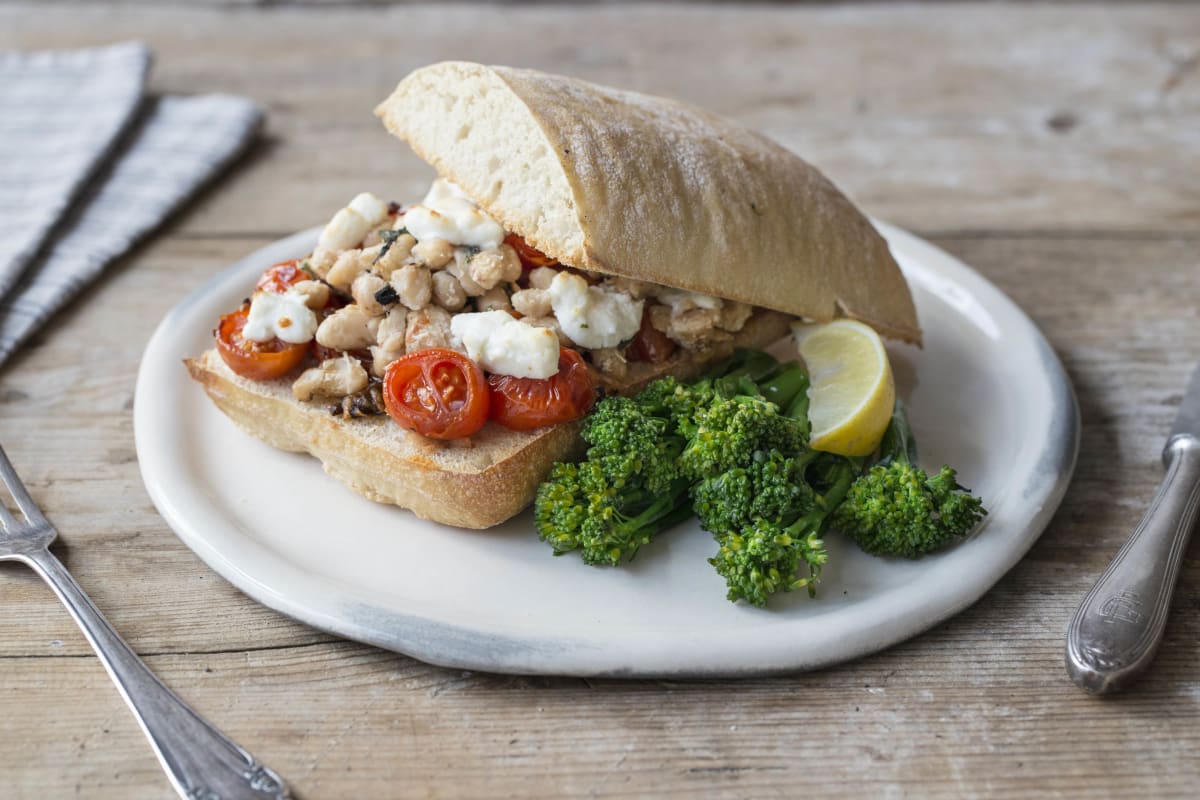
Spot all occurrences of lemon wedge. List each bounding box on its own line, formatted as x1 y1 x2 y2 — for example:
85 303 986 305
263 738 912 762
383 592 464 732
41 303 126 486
791 319 896 456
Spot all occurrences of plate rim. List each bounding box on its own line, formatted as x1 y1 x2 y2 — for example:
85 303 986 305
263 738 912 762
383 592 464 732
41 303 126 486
134 221 1080 677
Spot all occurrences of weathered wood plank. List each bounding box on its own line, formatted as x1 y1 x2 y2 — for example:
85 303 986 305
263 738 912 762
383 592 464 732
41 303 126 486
0 3 1197 236
1 3 1198 798
2 630 1198 799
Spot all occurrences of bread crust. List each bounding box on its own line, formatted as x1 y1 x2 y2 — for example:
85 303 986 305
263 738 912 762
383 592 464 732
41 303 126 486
376 62 922 344
188 311 795 528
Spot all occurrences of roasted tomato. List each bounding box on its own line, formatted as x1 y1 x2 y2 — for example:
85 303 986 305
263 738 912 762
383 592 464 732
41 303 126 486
255 260 308 294
215 306 308 381
383 348 489 439
504 232 558 268
488 348 597 431
626 307 676 364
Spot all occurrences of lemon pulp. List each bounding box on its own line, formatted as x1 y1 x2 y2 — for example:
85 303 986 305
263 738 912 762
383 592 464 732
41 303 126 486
791 319 896 457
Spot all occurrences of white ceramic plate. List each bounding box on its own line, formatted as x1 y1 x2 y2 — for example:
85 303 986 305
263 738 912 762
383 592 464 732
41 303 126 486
134 222 1078 677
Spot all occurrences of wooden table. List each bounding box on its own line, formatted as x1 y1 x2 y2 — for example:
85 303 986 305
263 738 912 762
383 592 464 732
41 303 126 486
2 3 1198 798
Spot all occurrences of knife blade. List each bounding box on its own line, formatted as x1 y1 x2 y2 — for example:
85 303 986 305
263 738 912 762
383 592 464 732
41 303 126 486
1066 363 1200 693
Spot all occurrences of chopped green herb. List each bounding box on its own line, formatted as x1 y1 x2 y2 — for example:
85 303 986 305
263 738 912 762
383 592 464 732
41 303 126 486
374 228 408 265
374 284 399 306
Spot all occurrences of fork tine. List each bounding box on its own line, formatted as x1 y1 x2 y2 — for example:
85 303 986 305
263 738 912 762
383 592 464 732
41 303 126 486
0 443 48 528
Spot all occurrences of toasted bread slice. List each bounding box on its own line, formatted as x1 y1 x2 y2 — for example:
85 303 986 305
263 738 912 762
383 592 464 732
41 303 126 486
187 310 794 528
376 62 921 344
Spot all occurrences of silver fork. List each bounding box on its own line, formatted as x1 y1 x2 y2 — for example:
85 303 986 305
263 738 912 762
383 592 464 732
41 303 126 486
0 444 289 799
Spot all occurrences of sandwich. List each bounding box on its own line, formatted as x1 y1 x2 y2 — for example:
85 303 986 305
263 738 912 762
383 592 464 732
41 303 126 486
186 61 920 529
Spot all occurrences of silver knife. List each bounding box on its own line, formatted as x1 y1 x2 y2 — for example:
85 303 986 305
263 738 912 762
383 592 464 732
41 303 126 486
1066 363 1200 693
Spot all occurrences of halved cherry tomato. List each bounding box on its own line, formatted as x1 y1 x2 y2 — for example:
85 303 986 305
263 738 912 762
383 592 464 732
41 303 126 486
626 307 676 364
488 348 597 431
383 349 489 439
215 306 308 381
255 260 308 294
504 232 558 268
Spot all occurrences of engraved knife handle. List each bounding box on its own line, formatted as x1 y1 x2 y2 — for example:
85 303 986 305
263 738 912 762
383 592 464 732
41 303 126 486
1066 434 1200 693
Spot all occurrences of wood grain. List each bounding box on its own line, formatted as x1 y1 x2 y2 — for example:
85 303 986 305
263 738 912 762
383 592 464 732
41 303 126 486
0 3 1198 799
2 3 1198 236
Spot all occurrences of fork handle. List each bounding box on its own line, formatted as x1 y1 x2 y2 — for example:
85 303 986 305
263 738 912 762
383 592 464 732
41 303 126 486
1065 434 1200 693
19 547 288 799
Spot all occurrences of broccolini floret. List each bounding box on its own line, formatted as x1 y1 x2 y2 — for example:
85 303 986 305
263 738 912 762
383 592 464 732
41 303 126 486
684 362 854 607
534 374 704 564
534 458 692 566
533 352 803 567
832 405 986 558
692 449 818 534
707 453 857 606
581 394 685 495
680 394 809 480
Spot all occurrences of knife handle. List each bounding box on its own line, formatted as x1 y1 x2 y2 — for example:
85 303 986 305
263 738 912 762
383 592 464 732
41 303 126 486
1066 434 1200 693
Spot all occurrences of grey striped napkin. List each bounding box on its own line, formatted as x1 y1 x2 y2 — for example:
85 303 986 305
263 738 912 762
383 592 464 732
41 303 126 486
0 42 149 303
0 42 263 368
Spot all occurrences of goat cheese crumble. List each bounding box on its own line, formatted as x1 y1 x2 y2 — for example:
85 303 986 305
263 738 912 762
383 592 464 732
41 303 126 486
451 310 560 379
404 179 505 250
547 272 644 350
243 288 319 345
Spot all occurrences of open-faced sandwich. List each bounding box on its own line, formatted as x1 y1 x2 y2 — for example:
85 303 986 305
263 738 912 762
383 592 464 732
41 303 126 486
186 61 924 532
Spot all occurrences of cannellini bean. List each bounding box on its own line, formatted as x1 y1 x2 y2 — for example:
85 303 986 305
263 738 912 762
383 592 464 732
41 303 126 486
313 193 388 260
467 246 522 290
447 250 486 297
591 347 628 379
497 244 522 282
511 288 552 318
475 286 511 313
412 237 454 269
375 306 407 344
308 250 336 277
605 276 653 300
524 315 574 347
292 355 368 401
370 332 407 377
718 301 754 332
404 306 454 352
432 271 467 311
352 273 389 317
290 280 330 310
528 266 558 290
390 264 433 311
326 249 367 292
376 232 416 273
316 305 377 351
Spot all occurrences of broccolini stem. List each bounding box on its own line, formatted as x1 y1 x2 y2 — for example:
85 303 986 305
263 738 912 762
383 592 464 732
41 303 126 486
756 364 809 410
878 403 919 466
708 349 779 382
624 478 692 531
787 459 857 538
782 373 812 438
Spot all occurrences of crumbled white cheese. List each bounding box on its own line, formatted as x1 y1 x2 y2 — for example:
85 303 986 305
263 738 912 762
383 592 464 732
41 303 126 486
404 179 505 250
450 310 560 379
650 286 724 315
547 272 644 350
242 288 319 344
348 192 389 225
315 192 389 256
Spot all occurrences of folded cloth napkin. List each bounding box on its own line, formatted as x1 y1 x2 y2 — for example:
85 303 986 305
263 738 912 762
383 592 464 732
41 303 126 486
0 42 263 368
